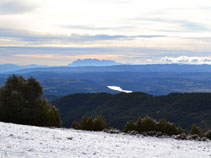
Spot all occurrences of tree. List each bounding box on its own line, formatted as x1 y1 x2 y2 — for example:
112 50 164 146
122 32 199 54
0 75 61 127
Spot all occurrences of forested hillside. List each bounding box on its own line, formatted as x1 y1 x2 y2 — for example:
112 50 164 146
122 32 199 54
52 92 211 130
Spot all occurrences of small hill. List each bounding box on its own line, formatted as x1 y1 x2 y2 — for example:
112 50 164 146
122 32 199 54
0 64 48 73
52 92 211 130
68 58 121 67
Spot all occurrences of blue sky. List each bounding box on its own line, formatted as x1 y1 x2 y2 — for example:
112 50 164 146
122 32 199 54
0 0 211 65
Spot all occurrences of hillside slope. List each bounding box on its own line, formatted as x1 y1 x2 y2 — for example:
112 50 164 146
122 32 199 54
52 92 211 129
0 122 210 158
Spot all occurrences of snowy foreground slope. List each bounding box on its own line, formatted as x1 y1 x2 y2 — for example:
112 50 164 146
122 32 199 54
0 122 211 158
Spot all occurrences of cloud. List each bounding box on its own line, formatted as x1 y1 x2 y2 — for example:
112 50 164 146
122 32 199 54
134 18 209 33
14 53 123 60
1 46 211 65
0 28 167 45
63 25 135 31
161 56 211 64
0 0 37 15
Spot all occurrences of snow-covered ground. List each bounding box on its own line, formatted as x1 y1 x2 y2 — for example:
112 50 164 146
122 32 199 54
0 122 210 158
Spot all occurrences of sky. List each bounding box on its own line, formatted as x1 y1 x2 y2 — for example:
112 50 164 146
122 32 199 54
0 0 211 65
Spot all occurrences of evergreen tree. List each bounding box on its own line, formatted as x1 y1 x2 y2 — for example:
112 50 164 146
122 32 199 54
0 75 61 127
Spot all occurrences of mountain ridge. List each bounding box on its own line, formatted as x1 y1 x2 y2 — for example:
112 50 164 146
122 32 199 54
52 92 211 130
68 58 121 67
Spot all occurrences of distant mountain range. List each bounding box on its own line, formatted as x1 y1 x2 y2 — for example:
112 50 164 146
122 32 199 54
68 58 121 67
2 62 211 100
6 64 211 74
0 64 48 73
2 58 211 74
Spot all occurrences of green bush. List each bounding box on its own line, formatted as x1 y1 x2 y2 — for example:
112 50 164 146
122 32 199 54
141 116 157 132
72 120 80 129
165 122 178 135
124 121 137 132
80 116 90 130
204 130 211 140
123 116 184 136
156 119 167 133
0 75 61 127
136 117 142 132
76 116 106 131
93 116 106 131
191 124 200 136
177 126 185 134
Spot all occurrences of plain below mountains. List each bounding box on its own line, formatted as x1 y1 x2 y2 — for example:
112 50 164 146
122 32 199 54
2 62 211 98
52 92 211 130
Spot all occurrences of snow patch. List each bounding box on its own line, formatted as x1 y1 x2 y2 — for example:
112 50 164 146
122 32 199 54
0 122 210 158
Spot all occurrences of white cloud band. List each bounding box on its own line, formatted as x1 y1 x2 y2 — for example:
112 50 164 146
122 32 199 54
161 56 211 64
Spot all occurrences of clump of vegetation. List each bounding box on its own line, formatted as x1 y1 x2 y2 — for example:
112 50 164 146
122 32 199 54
0 75 61 127
124 121 137 133
190 124 201 136
93 116 106 131
124 116 183 136
204 130 211 140
72 116 106 131
72 120 80 129
141 116 157 132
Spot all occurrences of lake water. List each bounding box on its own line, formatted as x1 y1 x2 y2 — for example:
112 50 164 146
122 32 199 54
107 86 132 93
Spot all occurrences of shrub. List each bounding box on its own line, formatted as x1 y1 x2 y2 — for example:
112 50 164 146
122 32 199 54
124 121 137 132
123 116 184 136
80 116 89 130
165 122 178 135
141 116 157 132
77 116 106 131
136 117 142 132
0 75 61 127
156 119 182 135
177 126 185 134
204 130 211 140
72 120 80 129
191 124 200 136
93 116 106 131
156 119 167 133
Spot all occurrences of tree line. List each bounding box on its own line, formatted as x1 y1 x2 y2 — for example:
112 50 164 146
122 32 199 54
72 115 211 140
